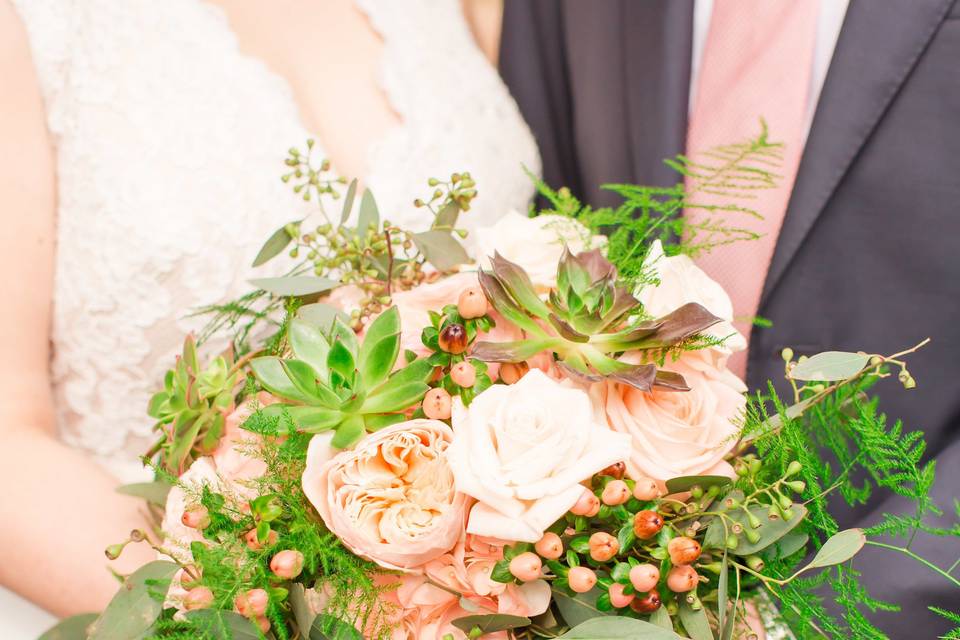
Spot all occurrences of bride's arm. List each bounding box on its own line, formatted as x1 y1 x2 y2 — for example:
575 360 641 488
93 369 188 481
462 0 504 64
0 3 157 617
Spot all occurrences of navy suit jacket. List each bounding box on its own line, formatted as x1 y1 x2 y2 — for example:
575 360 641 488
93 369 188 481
499 1 960 635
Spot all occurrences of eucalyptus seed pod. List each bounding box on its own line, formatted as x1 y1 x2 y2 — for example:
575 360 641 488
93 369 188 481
746 555 765 572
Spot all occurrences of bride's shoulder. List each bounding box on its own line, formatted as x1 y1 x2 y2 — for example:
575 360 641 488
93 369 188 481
5 0 79 107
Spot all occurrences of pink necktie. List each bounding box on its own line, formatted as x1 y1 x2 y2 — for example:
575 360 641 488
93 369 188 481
686 0 818 377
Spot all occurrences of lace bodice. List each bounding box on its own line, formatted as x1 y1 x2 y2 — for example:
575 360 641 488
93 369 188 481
12 0 540 482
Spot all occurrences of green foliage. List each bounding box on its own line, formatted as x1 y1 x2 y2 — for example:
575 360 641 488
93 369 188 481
148 431 396 640
471 249 723 391
248 308 430 448
147 335 238 473
531 121 782 289
739 368 959 639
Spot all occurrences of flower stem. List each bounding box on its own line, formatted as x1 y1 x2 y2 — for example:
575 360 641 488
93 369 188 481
864 540 960 589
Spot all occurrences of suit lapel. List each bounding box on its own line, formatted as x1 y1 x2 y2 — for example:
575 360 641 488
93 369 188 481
622 0 694 187
760 0 955 305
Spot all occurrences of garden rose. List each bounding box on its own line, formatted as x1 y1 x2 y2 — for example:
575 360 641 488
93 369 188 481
471 211 602 289
449 369 630 542
161 457 226 562
637 240 746 362
593 350 747 481
301 419 468 570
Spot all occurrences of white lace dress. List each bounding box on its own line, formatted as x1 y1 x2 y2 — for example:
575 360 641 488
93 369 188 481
6 1 539 630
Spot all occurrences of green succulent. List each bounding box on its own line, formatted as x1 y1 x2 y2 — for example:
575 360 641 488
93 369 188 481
249 306 432 449
472 249 722 390
147 336 238 473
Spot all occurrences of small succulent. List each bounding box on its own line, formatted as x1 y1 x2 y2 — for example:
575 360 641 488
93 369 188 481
249 307 432 448
472 249 722 390
147 336 238 473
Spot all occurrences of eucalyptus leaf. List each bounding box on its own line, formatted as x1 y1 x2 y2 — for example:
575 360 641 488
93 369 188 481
252 222 295 267
678 600 714 640
770 531 810 559
432 201 460 230
250 276 339 297
648 606 673 630
39 613 99 640
665 474 732 495
705 501 807 555
553 588 615 628
790 351 870 381
412 230 470 271
87 561 178 640
116 481 171 506
357 188 380 235
718 549 729 633
310 614 363 640
806 528 865 569
451 614 531 634
559 616 683 639
340 179 358 225
184 610 261 640
289 583 318 634
298 303 350 332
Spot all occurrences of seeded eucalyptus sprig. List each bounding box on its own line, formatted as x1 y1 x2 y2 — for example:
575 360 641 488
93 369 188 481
247 307 432 448
471 249 723 391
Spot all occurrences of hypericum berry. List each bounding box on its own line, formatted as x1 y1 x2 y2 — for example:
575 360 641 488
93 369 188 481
450 361 477 387
270 550 305 579
608 583 635 608
667 536 702 565
438 324 468 354
568 566 597 593
570 489 600 517
244 528 279 551
184 586 214 610
633 510 664 539
457 286 488 319
254 616 271 634
509 552 543 582
601 480 630 506
181 505 211 530
534 532 564 560
598 462 626 479
588 532 619 562
629 563 660 592
422 387 453 420
498 361 530 384
235 588 269 617
633 477 660 501
666 565 699 593
630 589 662 613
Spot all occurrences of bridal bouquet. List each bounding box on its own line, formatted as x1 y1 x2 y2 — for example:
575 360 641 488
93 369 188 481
46 133 959 640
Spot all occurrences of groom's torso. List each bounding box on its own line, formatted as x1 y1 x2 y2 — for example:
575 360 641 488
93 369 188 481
501 1 960 634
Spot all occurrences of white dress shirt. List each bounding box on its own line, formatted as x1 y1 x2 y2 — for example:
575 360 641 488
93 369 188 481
690 0 851 140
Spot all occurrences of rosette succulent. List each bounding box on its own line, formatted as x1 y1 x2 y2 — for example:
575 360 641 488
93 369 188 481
472 249 722 390
249 307 432 448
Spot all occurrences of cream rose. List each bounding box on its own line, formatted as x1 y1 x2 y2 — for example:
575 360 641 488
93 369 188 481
301 419 468 570
471 211 602 288
594 350 747 481
637 240 746 360
449 369 630 543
